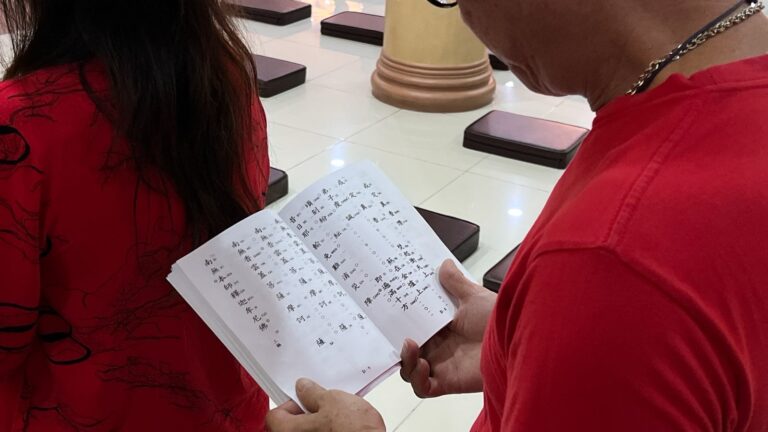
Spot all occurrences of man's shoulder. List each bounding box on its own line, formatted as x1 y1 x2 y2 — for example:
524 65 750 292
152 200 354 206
536 80 768 255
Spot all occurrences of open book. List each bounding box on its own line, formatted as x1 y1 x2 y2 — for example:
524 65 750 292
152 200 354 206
167 161 466 406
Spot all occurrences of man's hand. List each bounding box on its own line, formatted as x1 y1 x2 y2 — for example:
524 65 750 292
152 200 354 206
400 259 496 398
266 378 385 432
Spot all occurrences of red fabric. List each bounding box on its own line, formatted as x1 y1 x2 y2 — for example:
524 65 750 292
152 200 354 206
0 62 270 431
474 55 768 431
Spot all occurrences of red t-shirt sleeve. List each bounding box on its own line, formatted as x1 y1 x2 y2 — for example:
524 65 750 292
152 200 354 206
0 128 43 428
499 247 735 431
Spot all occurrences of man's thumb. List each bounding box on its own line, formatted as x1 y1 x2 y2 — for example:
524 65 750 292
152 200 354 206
438 259 477 300
296 378 326 413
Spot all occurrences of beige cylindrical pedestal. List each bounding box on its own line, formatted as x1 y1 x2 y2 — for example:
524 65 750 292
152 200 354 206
371 0 495 113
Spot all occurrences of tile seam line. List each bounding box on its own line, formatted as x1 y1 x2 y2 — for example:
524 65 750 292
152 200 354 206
337 109 402 140
391 400 426 432
307 56 369 82
268 120 346 141
259 38 361 79
345 139 484 173
464 171 556 194
416 171 465 207
268 121 344 141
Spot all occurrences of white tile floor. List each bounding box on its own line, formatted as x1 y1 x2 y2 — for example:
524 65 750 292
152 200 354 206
249 1 595 430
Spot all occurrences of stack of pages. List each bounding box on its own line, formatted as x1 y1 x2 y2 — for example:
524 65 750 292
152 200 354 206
167 161 467 405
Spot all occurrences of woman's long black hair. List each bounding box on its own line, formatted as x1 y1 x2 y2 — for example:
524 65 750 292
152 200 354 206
1 0 265 243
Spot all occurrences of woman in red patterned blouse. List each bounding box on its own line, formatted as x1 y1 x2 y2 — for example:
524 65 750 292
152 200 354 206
0 1 271 431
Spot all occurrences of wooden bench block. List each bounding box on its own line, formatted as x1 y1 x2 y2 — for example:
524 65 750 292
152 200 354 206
416 208 480 263
489 52 508 71
253 54 306 98
483 245 520 292
226 0 311 26
320 12 384 46
266 167 289 205
464 110 588 169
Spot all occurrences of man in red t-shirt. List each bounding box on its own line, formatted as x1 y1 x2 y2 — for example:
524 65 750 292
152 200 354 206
267 0 768 430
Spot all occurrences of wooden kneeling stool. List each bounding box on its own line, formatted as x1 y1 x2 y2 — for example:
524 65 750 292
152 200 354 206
482 245 520 293
488 52 508 71
416 208 480 263
253 55 306 98
464 111 588 169
226 0 311 26
320 12 385 46
266 167 289 205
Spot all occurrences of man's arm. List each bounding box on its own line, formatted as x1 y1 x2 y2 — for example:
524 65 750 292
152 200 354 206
498 247 733 431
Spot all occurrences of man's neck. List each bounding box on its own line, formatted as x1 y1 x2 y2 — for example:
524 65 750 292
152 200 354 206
585 9 768 111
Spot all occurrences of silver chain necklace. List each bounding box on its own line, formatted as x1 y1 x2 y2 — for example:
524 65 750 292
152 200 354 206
627 0 765 95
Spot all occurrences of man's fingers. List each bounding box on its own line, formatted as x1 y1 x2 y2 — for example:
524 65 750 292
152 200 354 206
411 358 436 398
401 338 448 398
399 338 420 383
295 378 327 413
277 400 304 415
438 259 477 300
266 407 317 432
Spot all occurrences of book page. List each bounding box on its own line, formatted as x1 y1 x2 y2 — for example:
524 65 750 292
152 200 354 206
168 267 290 404
174 209 399 404
279 161 458 347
